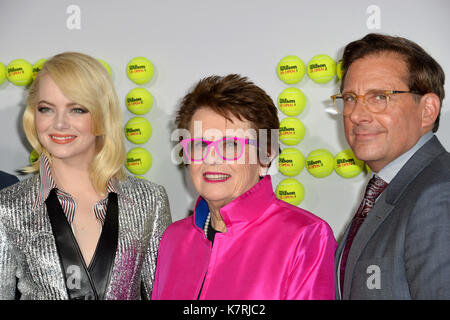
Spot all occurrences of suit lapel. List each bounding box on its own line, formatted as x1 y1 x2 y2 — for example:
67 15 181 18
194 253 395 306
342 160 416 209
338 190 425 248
335 225 350 299
384 136 445 205
341 136 446 299
342 192 394 299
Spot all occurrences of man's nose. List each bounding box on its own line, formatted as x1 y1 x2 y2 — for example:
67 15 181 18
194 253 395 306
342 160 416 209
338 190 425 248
348 97 372 123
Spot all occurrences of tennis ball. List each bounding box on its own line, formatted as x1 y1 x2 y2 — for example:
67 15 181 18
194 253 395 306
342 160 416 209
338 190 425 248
125 147 152 175
278 148 305 176
29 149 40 165
126 87 153 115
127 57 154 84
7 59 33 86
279 117 305 146
334 149 365 178
0 62 6 85
336 60 344 80
307 54 336 84
124 117 152 144
32 59 46 80
276 178 305 206
276 55 305 84
98 59 112 77
278 87 306 116
306 149 335 178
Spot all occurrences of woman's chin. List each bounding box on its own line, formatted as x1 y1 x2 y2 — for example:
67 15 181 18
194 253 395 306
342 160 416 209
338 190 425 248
200 190 233 206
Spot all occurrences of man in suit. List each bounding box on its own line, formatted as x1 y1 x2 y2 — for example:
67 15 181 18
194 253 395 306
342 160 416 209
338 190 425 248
333 33 450 299
0 171 19 190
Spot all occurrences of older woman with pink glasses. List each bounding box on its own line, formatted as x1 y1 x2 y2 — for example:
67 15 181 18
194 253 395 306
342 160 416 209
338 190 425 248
152 74 336 300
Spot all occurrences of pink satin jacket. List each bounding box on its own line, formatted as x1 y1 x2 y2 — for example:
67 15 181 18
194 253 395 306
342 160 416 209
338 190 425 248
152 176 336 300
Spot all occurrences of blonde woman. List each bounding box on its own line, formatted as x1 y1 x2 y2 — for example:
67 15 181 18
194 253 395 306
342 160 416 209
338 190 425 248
0 52 171 300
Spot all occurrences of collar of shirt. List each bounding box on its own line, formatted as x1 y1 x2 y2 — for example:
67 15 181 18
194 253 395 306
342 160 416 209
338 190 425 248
33 153 126 225
375 131 434 183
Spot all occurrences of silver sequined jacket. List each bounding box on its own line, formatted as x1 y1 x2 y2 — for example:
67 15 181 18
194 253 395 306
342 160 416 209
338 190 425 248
0 175 172 300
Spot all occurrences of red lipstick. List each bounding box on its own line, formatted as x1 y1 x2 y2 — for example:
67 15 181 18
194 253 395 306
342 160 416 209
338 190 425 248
203 171 231 183
49 134 77 144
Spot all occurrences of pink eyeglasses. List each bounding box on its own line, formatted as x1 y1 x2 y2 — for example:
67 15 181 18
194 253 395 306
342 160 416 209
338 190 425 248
180 137 258 162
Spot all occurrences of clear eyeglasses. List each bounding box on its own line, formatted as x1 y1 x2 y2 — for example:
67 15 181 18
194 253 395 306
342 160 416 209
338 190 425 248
180 137 258 162
330 89 422 116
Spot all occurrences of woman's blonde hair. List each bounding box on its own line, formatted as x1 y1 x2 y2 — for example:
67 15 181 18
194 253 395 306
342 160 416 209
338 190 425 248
23 52 126 195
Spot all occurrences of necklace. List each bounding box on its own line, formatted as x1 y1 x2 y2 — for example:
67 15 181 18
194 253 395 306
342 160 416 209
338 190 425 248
203 213 211 238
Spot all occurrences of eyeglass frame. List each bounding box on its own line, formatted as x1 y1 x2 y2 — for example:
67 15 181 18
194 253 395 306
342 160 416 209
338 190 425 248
330 89 423 116
180 137 259 162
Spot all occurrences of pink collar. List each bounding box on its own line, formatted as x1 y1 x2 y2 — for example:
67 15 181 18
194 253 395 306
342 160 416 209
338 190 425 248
193 175 276 232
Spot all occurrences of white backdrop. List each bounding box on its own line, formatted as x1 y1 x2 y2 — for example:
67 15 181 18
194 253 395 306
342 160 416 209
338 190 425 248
0 0 449 240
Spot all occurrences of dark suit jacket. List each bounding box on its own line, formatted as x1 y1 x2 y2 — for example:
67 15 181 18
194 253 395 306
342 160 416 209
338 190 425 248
0 171 19 190
335 136 450 299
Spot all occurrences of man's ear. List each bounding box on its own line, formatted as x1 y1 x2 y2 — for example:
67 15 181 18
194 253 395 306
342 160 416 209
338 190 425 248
421 93 440 132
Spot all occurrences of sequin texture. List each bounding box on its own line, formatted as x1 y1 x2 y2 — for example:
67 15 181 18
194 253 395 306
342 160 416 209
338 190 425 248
0 175 172 300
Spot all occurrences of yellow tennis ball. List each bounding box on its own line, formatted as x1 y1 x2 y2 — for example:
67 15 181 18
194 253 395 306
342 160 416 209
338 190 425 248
32 58 47 80
336 60 344 80
276 178 305 206
98 59 112 77
124 116 152 144
29 149 40 165
334 149 365 178
276 55 305 84
306 149 335 178
307 54 336 84
0 62 6 85
277 87 306 116
126 87 153 115
279 117 305 146
7 59 33 86
125 147 152 175
278 148 305 176
127 57 154 84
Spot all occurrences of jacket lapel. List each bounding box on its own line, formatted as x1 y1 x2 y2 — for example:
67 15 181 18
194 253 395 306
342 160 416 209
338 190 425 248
46 188 98 300
384 136 445 205
335 225 350 299
342 193 394 299
45 189 119 300
88 192 119 300
342 136 446 299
